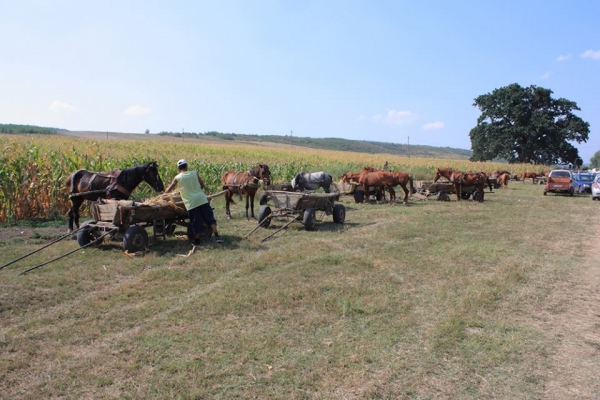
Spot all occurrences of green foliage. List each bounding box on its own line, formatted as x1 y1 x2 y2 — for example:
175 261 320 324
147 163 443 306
469 83 590 164
0 123 60 134
589 150 600 169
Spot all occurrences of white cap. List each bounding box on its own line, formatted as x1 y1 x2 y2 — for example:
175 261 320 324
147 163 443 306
177 159 188 168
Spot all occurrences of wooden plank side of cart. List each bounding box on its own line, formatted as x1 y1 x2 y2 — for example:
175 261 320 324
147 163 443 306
267 191 339 212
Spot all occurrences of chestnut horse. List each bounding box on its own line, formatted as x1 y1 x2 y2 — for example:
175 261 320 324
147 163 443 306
357 167 414 204
497 173 509 189
521 171 539 184
222 164 271 219
66 161 164 233
433 167 485 202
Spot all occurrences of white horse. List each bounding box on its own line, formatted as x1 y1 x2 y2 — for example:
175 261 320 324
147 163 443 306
291 171 333 193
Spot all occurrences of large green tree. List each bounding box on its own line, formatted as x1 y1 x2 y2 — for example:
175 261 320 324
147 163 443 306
590 150 600 169
469 83 589 164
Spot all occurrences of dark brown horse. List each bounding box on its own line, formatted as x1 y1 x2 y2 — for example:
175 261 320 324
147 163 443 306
521 171 539 184
66 161 164 233
357 167 414 204
433 167 485 202
222 164 271 219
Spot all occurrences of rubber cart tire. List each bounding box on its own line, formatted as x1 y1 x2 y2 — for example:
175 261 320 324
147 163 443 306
353 190 365 203
258 205 272 228
123 226 148 253
77 221 103 248
303 208 316 231
332 204 346 224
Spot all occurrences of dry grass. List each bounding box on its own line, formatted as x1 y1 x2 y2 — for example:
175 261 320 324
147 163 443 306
1 182 597 399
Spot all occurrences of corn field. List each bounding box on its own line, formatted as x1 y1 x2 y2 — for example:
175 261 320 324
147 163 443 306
0 134 542 223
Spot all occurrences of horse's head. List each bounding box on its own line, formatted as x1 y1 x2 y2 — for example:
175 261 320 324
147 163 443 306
290 173 304 191
340 173 349 183
433 168 442 183
144 162 165 192
258 164 271 185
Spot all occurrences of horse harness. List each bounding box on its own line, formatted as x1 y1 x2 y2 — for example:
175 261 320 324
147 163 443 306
69 170 131 199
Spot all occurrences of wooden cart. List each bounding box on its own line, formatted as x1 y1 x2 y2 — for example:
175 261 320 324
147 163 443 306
249 190 346 241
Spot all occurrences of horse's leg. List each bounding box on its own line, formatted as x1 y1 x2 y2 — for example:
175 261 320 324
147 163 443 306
67 197 82 233
455 184 461 201
245 192 252 220
324 183 330 193
401 184 409 204
225 191 232 219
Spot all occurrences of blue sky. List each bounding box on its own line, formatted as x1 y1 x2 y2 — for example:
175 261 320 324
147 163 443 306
1 1 598 161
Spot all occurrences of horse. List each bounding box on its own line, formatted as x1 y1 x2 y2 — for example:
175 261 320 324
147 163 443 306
291 171 333 193
433 167 485 202
222 164 271 219
66 161 164 233
497 173 509 189
521 171 539 184
357 167 414 204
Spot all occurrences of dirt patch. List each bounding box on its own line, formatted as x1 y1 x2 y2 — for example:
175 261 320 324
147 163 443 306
540 225 600 398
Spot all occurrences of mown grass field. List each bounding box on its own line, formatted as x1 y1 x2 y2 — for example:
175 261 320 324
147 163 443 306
1 150 597 400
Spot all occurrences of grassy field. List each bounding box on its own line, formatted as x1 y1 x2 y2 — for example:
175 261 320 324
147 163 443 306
1 178 597 399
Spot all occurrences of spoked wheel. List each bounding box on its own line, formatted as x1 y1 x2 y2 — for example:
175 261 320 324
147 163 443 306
77 221 103 248
332 204 346 224
123 226 149 253
258 205 272 228
303 208 316 231
437 190 450 201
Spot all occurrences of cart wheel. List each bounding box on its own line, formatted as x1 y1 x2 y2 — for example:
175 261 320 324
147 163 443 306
332 204 346 224
303 208 316 231
353 190 365 203
123 226 149 253
187 221 213 243
165 223 177 236
461 191 471 200
472 190 481 201
77 221 103 247
259 192 269 206
376 189 383 201
258 205 272 228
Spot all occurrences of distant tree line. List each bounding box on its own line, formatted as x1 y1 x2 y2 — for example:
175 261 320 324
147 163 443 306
158 131 473 159
0 124 60 135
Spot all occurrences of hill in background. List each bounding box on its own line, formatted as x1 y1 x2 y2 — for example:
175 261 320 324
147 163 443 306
0 123 472 159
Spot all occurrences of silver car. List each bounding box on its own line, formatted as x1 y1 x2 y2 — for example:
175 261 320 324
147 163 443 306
592 174 600 200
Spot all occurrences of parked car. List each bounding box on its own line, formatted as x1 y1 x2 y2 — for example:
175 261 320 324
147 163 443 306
592 174 600 200
543 169 574 196
572 173 594 193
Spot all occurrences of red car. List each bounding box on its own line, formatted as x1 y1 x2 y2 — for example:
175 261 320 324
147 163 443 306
543 170 574 196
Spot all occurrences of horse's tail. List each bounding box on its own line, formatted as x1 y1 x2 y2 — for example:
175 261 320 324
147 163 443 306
409 175 415 194
67 169 85 196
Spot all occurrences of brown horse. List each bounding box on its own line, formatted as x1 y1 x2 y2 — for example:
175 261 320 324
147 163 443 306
222 164 271 219
340 171 387 201
521 171 539 184
66 161 164 233
433 167 485 202
357 167 414 204
497 173 509 189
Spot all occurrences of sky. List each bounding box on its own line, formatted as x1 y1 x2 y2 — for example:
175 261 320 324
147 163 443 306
1 1 599 161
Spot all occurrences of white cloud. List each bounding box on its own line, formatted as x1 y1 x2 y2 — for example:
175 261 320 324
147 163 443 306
124 105 151 116
541 71 553 79
556 54 571 61
355 115 366 122
50 100 76 113
372 114 382 122
381 109 416 125
581 50 600 60
422 121 444 130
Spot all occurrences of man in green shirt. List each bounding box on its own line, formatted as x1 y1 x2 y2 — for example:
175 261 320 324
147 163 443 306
165 159 223 245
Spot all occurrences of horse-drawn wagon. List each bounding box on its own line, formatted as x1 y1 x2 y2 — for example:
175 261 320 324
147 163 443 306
77 194 208 253
248 190 346 241
334 181 386 203
416 180 483 201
